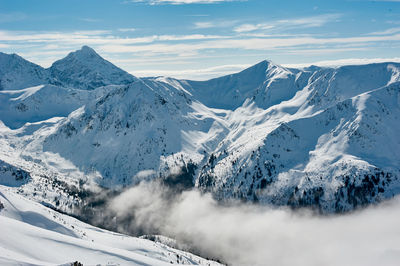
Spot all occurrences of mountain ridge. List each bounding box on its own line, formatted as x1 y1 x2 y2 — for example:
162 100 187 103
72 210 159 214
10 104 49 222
0 46 399 214
49 46 137 90
0 46 137 91
0 52 50 91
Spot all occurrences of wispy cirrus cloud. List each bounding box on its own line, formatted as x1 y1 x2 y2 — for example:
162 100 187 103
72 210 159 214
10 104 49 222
234 23 274 33
118 28 137 32
0 30 226 45
277 13 342 28
283 57 400 68
80 18 101 23
2 27 400 52
194 22 215 29
2 23 400 79
2 28 400 60
184 14 210 17
96 34 400 56
234 14 342 33
366 27 400 35
130 63 251 79
194 20 238 29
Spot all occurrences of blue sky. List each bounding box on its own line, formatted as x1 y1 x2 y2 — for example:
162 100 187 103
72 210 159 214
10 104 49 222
1 0 400 79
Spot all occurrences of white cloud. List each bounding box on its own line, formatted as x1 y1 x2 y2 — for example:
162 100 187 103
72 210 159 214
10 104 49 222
157 34 229 41
234 14 342 34
283 47 370 55
2 28 400 79
276 13 342 28
97 33 400 56
367 27 400 35
118 28 137 32
130 63 251 79
194 20 238 29
0 31 227 46
194 21 215 29
80 18 101 23
282 57 400 68
234 23 274 33
107 181 400 266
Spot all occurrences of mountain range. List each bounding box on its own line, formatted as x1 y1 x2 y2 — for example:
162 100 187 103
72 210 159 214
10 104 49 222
0 46 399 216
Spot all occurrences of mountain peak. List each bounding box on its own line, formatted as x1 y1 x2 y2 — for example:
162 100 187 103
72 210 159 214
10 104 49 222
0 52 48 90
0 51 32 63
80 45 95 52
49 46 136 90
61 45 102 63
75 45 99 57
260 59 288 72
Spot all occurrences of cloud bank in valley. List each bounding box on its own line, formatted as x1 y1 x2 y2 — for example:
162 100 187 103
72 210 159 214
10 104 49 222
107 181 400 266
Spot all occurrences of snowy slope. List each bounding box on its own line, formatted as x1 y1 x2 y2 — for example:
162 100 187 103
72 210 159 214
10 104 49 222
182 60 307 110
198 82 400 211
0 46 136 91
0 52 50 91
0 47 400 213
0 185 221 266
49 46 136 90
41 79 228 187
192 62 400 211
0 84 110 129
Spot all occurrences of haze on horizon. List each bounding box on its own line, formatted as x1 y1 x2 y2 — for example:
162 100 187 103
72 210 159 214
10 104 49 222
0 0 400 80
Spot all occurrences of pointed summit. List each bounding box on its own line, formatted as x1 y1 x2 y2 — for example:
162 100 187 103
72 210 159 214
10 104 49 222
68 45 101 61
80 45 96 53
186 59 295 109
49 46 136 90
239 59 292 78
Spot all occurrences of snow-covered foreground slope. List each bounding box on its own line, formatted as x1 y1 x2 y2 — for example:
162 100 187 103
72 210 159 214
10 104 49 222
0 46 400 213
0 185 221 266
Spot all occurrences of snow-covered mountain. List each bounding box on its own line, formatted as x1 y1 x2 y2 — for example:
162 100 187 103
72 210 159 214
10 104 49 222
191 62 400 211
0 185 221 265
0 52 50 91
0 84 107 129
183 60 307 110
0 46 136 92
0 46 400 215
49 46 136 90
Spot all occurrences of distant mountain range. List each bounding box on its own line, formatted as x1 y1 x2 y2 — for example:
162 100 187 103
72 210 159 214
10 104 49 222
0 46 135 91
0 46 399 214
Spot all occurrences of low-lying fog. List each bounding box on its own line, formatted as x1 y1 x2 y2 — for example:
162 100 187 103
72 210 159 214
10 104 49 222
99 181 400 266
